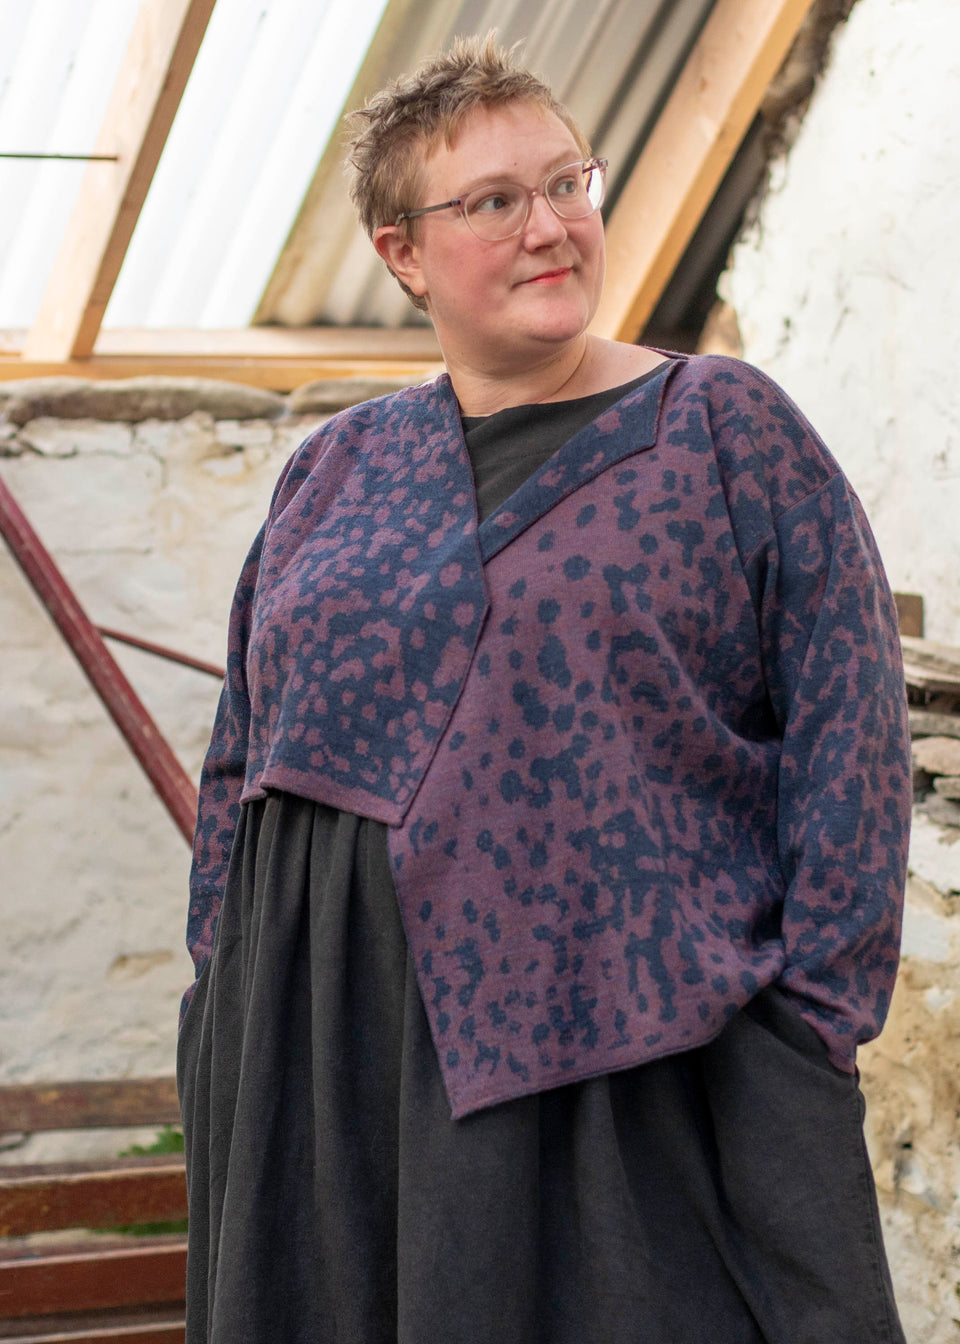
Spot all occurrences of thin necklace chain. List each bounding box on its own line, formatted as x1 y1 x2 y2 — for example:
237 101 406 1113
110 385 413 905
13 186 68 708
531 340 591 405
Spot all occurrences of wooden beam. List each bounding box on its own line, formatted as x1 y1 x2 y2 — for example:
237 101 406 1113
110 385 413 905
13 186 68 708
0 1158 187 1237
0 1079 180 1134
900 636 960 697
591 0 817 343
0 1238 186 1318
21 0 218 363
893 592 924 638
0 1314 185 1344
0 327 444 390
88 327 440 360
0 355 442 391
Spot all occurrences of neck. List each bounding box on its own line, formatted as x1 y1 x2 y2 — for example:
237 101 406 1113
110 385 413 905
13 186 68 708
447 335 595 416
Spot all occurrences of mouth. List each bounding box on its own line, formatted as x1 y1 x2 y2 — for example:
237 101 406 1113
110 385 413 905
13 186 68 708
521 267 572 286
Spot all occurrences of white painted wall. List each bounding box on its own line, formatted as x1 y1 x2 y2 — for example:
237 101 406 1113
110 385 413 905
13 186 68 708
0 410 309 1104
722 0 960 644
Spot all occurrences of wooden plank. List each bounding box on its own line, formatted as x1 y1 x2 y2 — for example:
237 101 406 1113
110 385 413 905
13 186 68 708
0 1159 186 1237
0 1241 186 1319
909 709 960 740
0 1306 183 1342
21 0 218 362
0 326 444 391
2 327 441 360
893 591 924 638
901 636 960 696
591 0 816 343
0 1081 179 1135
0 356 442 393
95 327 440 360
0 355 442 392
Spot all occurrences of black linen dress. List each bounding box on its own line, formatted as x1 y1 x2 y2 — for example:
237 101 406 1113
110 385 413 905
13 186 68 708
178 369 905 1344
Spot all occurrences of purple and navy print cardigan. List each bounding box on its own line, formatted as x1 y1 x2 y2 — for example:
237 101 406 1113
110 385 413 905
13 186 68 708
185 354 911 1118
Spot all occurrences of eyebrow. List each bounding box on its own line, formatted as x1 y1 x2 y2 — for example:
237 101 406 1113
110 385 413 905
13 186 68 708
451 152 586 198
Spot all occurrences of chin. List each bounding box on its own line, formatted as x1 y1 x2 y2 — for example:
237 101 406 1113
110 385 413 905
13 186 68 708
526 313 593 347
522 291 597 336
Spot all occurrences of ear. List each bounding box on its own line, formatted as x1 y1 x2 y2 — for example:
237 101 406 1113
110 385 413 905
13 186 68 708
373 225 428 300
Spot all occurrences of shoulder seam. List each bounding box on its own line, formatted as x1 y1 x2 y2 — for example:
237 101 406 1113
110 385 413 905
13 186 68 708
740 471 844 572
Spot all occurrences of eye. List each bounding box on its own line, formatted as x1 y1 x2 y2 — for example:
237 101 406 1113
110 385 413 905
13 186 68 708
548 172 583 201
466 185 523 216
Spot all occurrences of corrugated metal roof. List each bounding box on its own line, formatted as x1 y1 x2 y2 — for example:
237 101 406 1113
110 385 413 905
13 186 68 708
1 0 727 336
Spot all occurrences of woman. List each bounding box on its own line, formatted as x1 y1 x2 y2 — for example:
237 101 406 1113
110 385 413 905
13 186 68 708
179 36 911 1344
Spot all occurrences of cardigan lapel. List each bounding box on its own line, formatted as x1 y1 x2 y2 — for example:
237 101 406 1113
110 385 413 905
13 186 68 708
477 358 678 564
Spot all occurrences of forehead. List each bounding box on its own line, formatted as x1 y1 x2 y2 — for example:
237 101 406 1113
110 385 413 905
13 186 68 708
422 102 583 191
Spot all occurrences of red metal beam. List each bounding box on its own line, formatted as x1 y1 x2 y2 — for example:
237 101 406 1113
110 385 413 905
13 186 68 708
97 625 225 679
0 472 198 843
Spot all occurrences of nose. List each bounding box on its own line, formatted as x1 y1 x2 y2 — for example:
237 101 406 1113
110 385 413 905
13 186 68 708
521 190 568 247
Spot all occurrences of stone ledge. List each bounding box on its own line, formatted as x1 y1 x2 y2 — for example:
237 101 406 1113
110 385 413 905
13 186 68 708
908 812 960 896
288 376 423 415
0 377 287 425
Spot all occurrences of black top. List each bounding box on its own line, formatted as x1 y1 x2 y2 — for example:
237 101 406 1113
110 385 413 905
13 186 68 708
462 364 669 523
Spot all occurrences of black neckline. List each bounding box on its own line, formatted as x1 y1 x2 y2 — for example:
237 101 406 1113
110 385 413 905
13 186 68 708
460 361 672 430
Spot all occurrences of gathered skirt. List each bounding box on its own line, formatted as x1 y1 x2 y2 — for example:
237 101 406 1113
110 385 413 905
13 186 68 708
177 791 904 1344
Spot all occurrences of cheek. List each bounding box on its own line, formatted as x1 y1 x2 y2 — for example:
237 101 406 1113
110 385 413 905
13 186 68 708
423 238 477 291
430 249 506 309
582 218 605 271
582 227 606 301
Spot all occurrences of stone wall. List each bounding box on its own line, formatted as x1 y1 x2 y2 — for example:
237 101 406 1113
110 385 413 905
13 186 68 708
860 805 960 1340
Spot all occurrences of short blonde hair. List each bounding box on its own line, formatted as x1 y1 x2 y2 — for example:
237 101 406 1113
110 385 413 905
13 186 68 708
344 34 591 311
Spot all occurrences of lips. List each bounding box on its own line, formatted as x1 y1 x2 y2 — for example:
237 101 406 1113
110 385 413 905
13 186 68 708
521 267 571 285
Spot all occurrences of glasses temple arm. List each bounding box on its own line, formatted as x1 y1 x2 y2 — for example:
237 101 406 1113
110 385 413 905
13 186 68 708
395 198 461 226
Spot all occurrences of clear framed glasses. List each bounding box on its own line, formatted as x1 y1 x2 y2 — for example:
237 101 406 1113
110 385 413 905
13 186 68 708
395 157 608 242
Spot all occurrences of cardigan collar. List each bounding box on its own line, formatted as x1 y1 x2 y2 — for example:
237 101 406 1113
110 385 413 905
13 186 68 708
247 360 677 825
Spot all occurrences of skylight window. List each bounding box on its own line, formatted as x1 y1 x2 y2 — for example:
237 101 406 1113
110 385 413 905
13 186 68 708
0 0 388 332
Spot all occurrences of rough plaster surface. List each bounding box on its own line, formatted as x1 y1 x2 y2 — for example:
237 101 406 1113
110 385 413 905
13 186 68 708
723 0 960 644
720 0 960 1328
0 405 314 1108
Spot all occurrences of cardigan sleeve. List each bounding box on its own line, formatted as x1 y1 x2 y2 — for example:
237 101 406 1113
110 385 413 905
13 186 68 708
754 468 911 1066
180 429 330 1017
181 521 265 1013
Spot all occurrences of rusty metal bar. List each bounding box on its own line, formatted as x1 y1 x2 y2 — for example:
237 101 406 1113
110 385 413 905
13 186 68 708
0 472 198 843
97 625 225 679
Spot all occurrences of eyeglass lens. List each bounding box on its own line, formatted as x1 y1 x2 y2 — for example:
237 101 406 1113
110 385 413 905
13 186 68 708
463 161 604 240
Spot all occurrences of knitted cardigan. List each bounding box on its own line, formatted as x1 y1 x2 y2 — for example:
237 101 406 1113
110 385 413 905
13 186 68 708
185 354 911 1118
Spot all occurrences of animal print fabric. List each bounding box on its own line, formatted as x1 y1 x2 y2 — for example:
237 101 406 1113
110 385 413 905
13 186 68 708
185 356 911 1117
